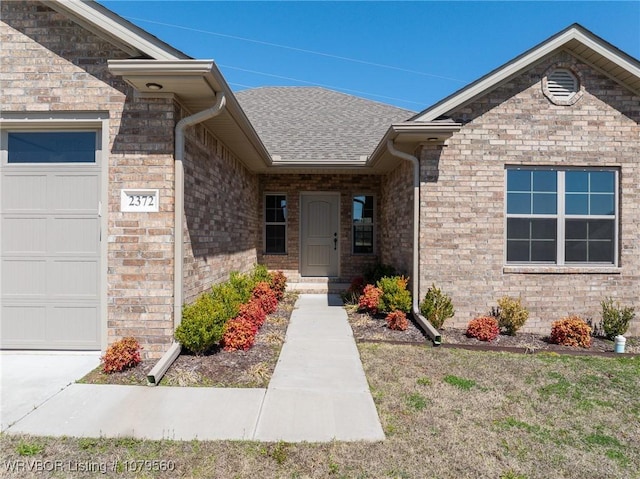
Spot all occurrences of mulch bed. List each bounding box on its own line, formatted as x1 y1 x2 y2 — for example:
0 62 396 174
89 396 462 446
81 292 298 387
343 304 639 356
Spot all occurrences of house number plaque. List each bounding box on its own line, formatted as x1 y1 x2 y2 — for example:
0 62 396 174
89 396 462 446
121 189 159 212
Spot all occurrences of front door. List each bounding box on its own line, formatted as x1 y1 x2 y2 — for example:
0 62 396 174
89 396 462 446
300 193 339 277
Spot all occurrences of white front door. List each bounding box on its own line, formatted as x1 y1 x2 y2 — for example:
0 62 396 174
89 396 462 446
300 193 339 277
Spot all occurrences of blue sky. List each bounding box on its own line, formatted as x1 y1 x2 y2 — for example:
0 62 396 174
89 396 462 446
100 1 640 112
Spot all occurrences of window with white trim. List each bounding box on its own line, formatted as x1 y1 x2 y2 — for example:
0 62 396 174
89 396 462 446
353 195 374 254
505 168 617 265
265 194 287 254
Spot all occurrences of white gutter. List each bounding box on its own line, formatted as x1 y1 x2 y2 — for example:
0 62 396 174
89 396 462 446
147 92 227 385
386 140 441 345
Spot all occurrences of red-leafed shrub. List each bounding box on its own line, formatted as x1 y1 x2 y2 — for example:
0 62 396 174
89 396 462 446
358 284 383 314
550 315 592 348
101 337 142 374
222 317 258 351
386 310 409 331
252 281 278 314
237 299 267 328
466 316 500 342
347 276 365 296
269 271 287 301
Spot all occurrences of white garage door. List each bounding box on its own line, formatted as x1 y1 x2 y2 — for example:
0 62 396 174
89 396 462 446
1 131 101 350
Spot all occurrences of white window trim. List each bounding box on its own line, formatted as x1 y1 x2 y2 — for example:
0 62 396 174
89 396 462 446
504 167 618 267
352 193 376 255
264 192 287 255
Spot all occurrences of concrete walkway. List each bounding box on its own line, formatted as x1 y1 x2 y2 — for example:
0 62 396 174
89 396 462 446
3 294 385 442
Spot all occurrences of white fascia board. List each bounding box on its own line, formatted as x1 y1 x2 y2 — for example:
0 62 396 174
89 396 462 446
108 60 217 76
414 27 640 122
45 0 186 60
367 122 461 167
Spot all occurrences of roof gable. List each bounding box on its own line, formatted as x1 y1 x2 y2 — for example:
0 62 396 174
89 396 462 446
44 0 189 60
236 87 414 167
413 24 640 122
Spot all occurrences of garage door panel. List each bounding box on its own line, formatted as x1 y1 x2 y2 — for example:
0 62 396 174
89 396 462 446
50 260 98 298
52 217 99 254
49 306 99 344
1 305 47 342
51 174 99 213
2 217 47 254
2 259 47 296
1 174 47 212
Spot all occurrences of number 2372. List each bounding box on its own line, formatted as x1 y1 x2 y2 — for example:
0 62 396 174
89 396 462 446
128 195 155 207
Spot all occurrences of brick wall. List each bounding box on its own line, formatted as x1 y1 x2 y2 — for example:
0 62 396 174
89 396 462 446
418 52 640 335
379 161 414 277
182 116 260 303
258 174 382 281
1 2 177 358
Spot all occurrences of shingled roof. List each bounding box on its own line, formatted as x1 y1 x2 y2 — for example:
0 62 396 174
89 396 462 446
235 87 414 166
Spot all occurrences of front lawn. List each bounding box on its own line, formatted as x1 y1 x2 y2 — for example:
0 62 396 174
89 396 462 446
2 345 638 478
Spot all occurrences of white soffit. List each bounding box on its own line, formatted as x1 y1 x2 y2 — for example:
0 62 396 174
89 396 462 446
413 25 640 122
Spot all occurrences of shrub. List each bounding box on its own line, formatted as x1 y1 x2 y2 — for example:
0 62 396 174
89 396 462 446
601 298 635 339
101 337 142 374
251 264 272 286
210 281 246 320
386 310 409 331
497 296 529 336
341 276 365 304
228 271 255 303
175 294 228 354
222 317 258 351
550 315 592 348
252 281 278 314
420 284 454 329
269 271 287 301
363 262 397 285
358 284 383 314
237 299 267 328
466 316 500 342
377 276 412 313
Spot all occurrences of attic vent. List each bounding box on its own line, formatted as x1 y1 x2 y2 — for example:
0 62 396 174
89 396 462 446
542 66 582 106
547 69 578 99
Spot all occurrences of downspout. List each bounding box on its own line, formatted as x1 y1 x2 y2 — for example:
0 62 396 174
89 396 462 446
147 92 227 385
386 140 441 345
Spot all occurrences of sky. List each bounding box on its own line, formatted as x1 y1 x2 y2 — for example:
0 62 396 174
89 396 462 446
100 1 640 112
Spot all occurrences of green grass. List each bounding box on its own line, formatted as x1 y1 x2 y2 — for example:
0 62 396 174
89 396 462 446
2 346 639 479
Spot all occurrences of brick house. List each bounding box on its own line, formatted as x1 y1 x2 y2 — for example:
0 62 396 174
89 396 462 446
1 0 638 358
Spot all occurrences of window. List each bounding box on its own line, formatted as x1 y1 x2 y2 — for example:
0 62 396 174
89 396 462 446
265 194 287 254
353 195 374 254
506 168 617 265
7 132 97 163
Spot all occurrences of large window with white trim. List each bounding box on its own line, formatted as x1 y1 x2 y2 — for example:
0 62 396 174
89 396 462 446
506 168 617 265
265 194 287 254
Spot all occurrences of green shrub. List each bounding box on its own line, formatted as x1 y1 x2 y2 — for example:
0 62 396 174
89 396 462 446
420 284 454 329
377 276 412 313
228 271 255 303
601 298 635 339
466 316 500 342
549 315 592 348
251 263 272 286
497 296 529 336
175 294 228 354
364 262 397 285
210 281 246 320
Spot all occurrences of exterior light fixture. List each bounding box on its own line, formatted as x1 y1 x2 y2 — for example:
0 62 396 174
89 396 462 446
145 82 163 90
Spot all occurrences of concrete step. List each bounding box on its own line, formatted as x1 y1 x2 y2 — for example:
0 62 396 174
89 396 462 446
287 282 350 294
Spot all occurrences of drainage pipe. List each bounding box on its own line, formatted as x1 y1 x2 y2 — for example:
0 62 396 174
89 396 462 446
386 140 441 345
147 92 227 385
